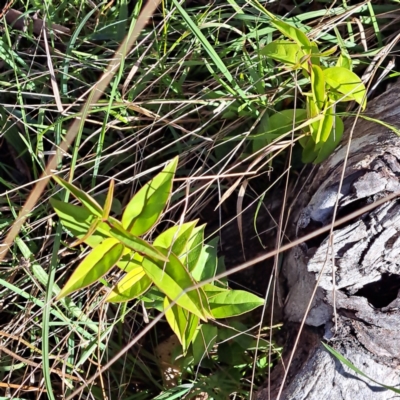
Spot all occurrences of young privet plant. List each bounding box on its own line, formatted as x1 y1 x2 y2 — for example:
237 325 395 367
50 157 264 352
256 7 367 163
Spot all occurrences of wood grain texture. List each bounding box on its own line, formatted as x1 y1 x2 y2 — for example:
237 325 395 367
257 81 400 399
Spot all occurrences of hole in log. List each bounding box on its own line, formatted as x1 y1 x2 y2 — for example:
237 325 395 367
353 273 400 308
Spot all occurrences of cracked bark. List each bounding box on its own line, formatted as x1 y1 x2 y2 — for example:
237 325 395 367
256 81 400 400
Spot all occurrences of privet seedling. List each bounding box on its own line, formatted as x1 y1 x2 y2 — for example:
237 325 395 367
51 156 264 352
256 6 367 163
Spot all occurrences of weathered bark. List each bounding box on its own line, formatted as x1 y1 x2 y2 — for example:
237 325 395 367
257 81 400 399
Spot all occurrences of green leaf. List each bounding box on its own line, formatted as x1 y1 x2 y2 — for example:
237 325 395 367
260 40 305 66
181 225 205 272
191 237 219 282
102 179 114 221
323 67 366 109
268 109 308 138
116 251 143 273
270 20 311 49
191 324 218 365
336 53 352 70
322 342 400 394
206 289 264 318
109 226 168 262
122 157 178 236
154 220 198 256
93 193 122 215
105 266 152 303
312 108 334 144
50 199 112 248
164 297 199 353
57 238 124 300
314 116 344 163
52 176 103 217
311 64 325 111
141 286 165 312
301 136 318 164
142 250 210 321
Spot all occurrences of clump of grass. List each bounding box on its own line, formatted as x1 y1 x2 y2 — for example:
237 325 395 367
0 0 399 398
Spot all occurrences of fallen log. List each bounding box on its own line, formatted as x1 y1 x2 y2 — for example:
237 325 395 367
256 80 400 400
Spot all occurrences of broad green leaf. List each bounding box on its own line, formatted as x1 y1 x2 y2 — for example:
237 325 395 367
323 67 366 109
270 20 311 49
206 289 264 318
122 157 178 236
252 111 269 153
336 53 352 70
260 40 305 66
164 297 199 353
57 238 124 300
52 176 103 217
309 42 321 66
50 199 112 248
117 251 143 273
141 286 165 312
250 106 319 153
202 284 229 297
314 116 344 163
312 108 334 144
301 137 318 164
70 218 101 248
102 179 114 221
154 221 198 256
311 64 325 111
181 225 205 272
191 324 218 365
256 109 308 152
106 266 152 302
191 237 219 282
109 226 168 262
142 250 210 321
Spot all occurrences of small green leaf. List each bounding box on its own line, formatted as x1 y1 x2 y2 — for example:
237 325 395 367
315 45 337 58
206 289 264 318
50 199 112 248
301 136 318 164
102 179 114 221
122 157 178 236
164 297 199 353
109 226 168 262
52 176 103 217
323 67 366 109
261 40 305 66
191 324 218 365
311 64 325 111
141 286 165 312
142 250 210 321
57 238 124 300
191 237 219 282
106 266 152 302
336 53 352 70
267 109 308 138
154 220 198 256
313 116 344 163
181 225 205 272
312 108 334 144
270 20 311 49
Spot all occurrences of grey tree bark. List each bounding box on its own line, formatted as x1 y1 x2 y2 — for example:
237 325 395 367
256 81 400 400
